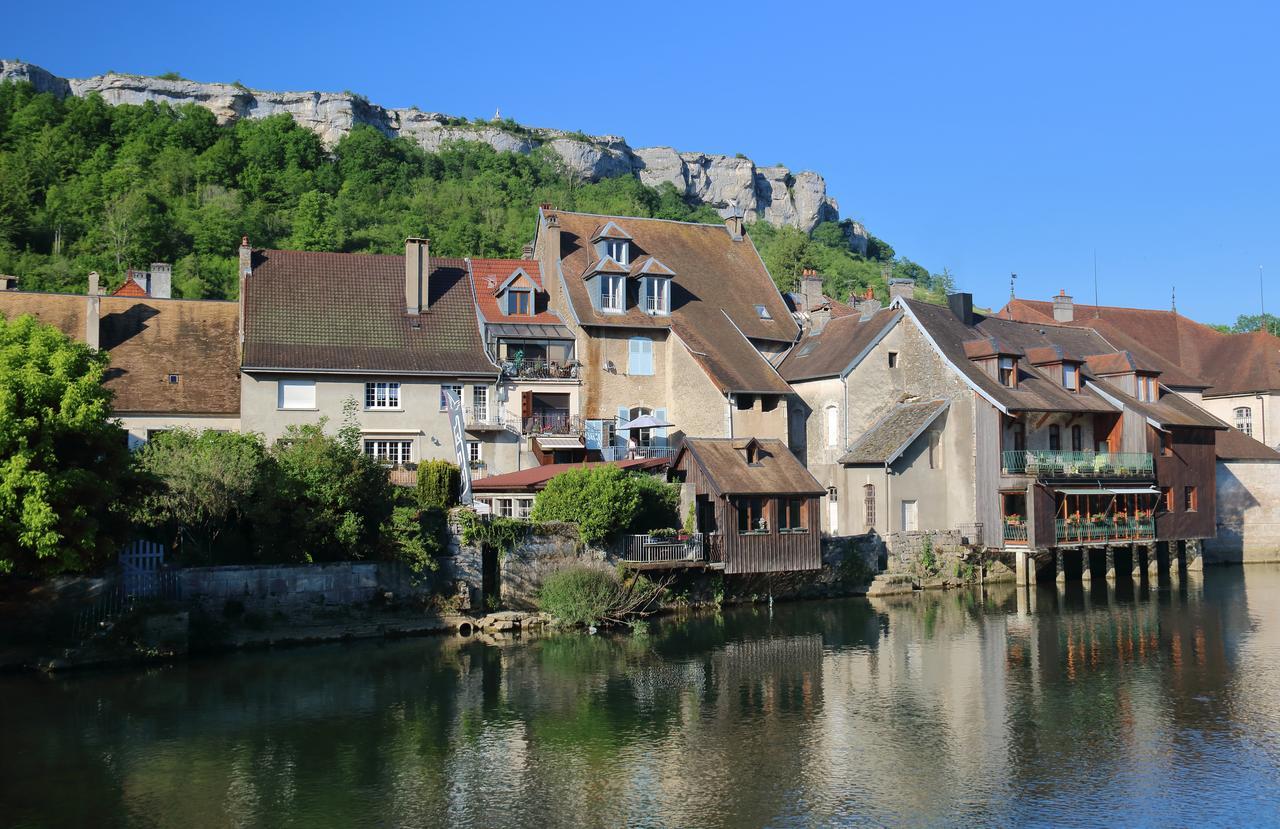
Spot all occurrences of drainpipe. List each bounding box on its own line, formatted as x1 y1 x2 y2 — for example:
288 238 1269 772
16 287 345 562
1257 393 1267 447
726 393 734 438
885 461 892 536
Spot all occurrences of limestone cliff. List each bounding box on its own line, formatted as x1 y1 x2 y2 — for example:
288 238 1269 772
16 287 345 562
0 61 845 233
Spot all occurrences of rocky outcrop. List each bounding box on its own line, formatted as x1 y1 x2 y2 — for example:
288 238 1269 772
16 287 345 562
0 61 841 232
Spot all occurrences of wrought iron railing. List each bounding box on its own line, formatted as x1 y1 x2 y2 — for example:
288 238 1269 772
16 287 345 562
621 533 704 564
1001 450 1153 477
501 358 579 381
1002 521 1029 545
1055 518 1155 544
463 406 513 429
602 445 675 461
523 412 584 435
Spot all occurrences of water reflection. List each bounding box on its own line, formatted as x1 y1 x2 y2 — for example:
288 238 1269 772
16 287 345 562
4 568 1280 828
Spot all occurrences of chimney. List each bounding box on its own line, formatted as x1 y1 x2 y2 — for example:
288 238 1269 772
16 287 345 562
721 199 745 241
85 272 101 350
888 278 915 303
521 243 534 260
800 269 824 313
1053 289 1074 322
810 306 831 336
238 237 251 359
947 292 974 326
859 297 883 322
405 238 430 314
149 262 172 298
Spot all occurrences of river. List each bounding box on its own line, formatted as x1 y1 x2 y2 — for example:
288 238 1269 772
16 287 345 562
4 567 1280 828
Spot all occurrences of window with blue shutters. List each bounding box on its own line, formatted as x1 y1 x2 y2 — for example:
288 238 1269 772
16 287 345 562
628 337 653 375
653 407 668 448
584 419 602 450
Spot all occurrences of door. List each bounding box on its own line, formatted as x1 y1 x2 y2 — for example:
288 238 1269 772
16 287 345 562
900 499 919 532
828 497 839 535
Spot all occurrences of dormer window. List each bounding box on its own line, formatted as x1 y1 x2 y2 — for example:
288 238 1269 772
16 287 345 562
507 289 531 316
1062 362 1080 391
1136 373 1158 402
606 240 629 266
601 275 624 312
999 356 1017 387
644 277 670 315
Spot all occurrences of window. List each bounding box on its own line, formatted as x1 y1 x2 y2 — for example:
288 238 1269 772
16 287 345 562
888 351 899 369
606 239 629 266
998 356 1016 387
278 379 316 410
1136 374 1158 402
497 498 513 518
516 498 533 519
929 431 943 468
440 384 463 411
364 439 412 466
1184 486 1198 512
472 386 488 421
1071 424 1082 452
755 304 772 320
736 496 768 534
1161 486 1173 511
1011 422 1026 451
644 278 669 314
628 337 654 375
1049 425 1061 451
778 497 808 533
864 484 876 528
826 406 839 448
796 340 820 357
467 440 481 466
1063 363 1079 391
508 289 531 316
1236 406 1253 436
601 275 624 312
167 373 180 385
628 406 653 447
364 381 401 410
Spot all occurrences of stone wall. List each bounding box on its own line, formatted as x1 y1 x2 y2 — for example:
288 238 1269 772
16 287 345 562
1205 459 1280 563
178 562 423 615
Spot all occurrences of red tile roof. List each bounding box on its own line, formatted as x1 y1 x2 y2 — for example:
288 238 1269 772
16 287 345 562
111 276 148 297
469 258 564 325
471 458 669 493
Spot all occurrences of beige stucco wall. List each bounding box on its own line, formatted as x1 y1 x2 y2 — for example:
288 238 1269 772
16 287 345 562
1002 413 1098 454
1200 392 1280 450
118 414 242 450
1205 459 1280 563
240 373 521 475
729 393 788 443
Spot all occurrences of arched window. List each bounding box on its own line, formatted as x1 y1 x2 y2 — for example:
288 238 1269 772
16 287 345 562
864 484 876 528
629 406 653 447
1236 406 1253 437
826 406 839 448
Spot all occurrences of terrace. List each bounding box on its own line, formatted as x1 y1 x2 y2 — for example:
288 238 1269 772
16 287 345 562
1001 450 1153 478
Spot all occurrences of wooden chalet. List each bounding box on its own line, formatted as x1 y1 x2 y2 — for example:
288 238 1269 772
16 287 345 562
674 437 825 575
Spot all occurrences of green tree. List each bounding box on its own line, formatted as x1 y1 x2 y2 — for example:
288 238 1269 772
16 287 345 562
288 190 342 251
531 466 676 545
1230 313 1280 336
0 314 135 575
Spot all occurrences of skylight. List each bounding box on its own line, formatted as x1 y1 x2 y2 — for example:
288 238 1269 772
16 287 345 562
797 341 819 357
755 304 772 320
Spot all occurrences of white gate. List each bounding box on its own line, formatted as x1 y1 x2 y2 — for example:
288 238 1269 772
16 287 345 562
119 540 166 597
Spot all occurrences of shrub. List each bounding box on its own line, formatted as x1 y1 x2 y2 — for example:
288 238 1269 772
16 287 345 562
537 565 668 627
530 466 678 546
632 473 680 535
416 460 460 511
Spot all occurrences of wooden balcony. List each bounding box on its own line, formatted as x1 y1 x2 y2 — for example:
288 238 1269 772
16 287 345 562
620 533 715 569
1001 450 1153 478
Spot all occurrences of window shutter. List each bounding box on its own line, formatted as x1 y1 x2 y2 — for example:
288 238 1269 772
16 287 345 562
654 408 668 448
616 407 629 448
521 390 533 419
584 419 602 450
628 338 653 375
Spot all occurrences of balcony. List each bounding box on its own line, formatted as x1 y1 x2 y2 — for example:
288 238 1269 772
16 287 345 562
463 407 514 432
1001 450 1153 478
1055 518 1155 545
1002 520 1029 545
602 445 676 462
621 533 706 567
523 412 584 436
501 358 579 382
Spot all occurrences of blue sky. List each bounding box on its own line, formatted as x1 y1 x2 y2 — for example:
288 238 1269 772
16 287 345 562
6 0 1278 323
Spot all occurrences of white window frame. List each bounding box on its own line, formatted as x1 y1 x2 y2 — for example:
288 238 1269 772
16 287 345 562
644 278 670 315
601 275 624 312
1235 406 1253 436
472 386 488 421
628 338 654 376
998 356 1016 387
440 384 463 411
516 498 533 519
364 381 401 410
363 439 413 466
1063 363 1079 391
498 498 514 518
606 240 629 266
467 440 481 465
278 379 316 410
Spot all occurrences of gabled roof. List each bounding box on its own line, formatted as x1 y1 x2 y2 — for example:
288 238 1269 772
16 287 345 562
1025 344 1080 365
1003 297 1277 395
778 307 901 382
1087 377 1225 430
0 291 240 415
242 249 496 376
111 276 148 297
629 256 675 278
471 458 668 493
962 336 1023 359
1085 351 1158 376
677 437 826 496
839 400 949 465
494 268 537 294
470 258 565 326
1216 427 1280 461
590 220 633 242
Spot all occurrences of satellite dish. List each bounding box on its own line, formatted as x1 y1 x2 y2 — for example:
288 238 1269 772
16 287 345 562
605 360 616 373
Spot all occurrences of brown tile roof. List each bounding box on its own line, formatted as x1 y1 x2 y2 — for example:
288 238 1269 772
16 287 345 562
0 291 240 415
551 211 797 394
1087 377 1225 429
242 249 496 376
839 400 949 464
778 307 901 382
470 259 564 325
1084 351 1151 376
1216 427 1280 461
1003 297 1280 395
471 458 668 493
679 437 826 496
111 276 147 297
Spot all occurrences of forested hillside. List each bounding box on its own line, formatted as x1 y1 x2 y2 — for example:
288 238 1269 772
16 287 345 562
0 81 952 303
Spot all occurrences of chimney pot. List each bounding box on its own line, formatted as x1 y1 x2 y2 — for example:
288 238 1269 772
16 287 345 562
1053 290 1074 322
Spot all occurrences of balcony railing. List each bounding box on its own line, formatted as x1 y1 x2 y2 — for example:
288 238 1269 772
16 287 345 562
1055 518 1155 544
621 533 704 565
500 358 579 381
1001 450 1153 478
523 412 584 436
463 406 513 430
1003 521 1029 545
602 445 676 462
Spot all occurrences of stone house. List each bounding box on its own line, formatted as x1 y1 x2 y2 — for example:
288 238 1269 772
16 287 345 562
0 271 241 447
1206 427 1280 563
530 205 797 462
238 238 519 477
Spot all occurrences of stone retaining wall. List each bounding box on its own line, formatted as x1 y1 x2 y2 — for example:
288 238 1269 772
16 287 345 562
178 562 423 614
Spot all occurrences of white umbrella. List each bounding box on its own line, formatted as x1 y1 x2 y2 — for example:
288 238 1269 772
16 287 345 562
618 414 674 430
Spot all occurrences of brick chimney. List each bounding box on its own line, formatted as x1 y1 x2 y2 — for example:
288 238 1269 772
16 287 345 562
800 269 824 313
537 207 561 306
521 243 534 260
85 272 101 350
405 238 430 314
888 278 915 303
148 262 172 298
721 200 745 242
1053 289 1074 322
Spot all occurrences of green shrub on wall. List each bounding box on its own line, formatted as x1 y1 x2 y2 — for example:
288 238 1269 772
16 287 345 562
530 466 678 546
416 460 460 511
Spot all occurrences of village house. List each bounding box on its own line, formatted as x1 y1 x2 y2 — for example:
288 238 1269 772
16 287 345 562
787 285 1223 582
1003 291 1280 563
471 457 670 519
0 269 241 447
237 237 518 477
530 204 797 462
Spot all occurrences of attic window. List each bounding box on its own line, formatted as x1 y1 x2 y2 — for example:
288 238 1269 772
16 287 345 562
643 277 670 315
755 304 772 320
167 373 180 385
1136 374 1158 402
745 443 761 465
1062 362 1079 391
888 351 899 369
606 240 629 266
998 356 1017 387
507 289 531 316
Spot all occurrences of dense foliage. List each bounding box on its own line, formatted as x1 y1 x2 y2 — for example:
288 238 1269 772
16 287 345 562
415 460 460 511
530 466 679 546
0 315 137 576
0 79 954 302
537 565 666 627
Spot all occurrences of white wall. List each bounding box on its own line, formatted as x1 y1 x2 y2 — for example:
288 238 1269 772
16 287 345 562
118 414 242 450
1205 459 1280 563
1200 392 1280 450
